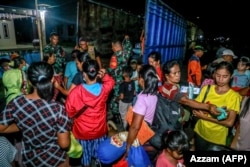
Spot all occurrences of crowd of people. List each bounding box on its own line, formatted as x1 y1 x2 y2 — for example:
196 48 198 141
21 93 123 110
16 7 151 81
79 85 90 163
0 31 250 167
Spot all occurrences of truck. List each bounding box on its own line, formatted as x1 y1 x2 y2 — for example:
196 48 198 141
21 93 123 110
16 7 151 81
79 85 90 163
78 0 191 64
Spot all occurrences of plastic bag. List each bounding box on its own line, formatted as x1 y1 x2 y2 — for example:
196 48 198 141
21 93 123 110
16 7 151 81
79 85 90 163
67 132 83 158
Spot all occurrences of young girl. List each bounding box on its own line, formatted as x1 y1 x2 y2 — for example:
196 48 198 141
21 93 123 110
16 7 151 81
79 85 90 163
156 130 189 167
147 51 163 85
126 64 158 154
193 61 242 150
118 65 135 130
231 56 250 93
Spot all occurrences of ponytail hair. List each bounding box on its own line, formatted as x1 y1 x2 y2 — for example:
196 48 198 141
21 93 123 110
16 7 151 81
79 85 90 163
27 62 54 101
82 59 99 81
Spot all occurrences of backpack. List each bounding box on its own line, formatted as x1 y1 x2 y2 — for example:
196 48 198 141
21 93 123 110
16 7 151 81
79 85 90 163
149 94 183 149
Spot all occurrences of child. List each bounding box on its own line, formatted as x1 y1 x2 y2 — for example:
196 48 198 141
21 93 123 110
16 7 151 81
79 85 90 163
0 58 10 79
130 59 139 94
156 130 189 167
125 64 158 156
130 59 141 105
231 56 250 92
200 69 214 88
193 61 242 151
119 65 135 130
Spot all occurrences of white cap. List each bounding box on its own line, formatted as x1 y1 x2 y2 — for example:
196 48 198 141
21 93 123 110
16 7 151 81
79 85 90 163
222 49 237 59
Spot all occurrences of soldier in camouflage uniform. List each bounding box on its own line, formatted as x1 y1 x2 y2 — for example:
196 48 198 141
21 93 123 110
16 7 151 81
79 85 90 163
43 32 65 76
74 36 102 69
122 34 133 56
107 39 132 119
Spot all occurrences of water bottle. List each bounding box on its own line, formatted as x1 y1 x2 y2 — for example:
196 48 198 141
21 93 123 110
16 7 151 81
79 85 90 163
188 82 194 99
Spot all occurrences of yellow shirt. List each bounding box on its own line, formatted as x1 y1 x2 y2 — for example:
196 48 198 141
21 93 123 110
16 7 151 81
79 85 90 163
194 85 242 145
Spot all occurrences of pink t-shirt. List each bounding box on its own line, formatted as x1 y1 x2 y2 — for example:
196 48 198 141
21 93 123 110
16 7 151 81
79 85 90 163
156 151 184 167
133 92 158 124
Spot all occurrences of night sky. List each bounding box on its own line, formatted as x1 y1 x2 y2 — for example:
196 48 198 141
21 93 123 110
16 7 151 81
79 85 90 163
1 0 250 49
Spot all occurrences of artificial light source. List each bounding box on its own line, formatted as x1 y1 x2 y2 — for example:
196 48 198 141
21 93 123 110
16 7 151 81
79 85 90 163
38 4 48 47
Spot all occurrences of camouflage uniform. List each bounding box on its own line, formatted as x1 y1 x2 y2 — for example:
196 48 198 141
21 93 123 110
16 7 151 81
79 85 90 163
122 38 133 55
43 44 65 74
107 48 131 115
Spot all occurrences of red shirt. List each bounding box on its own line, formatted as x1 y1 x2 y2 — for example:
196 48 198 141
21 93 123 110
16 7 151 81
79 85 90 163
159 82 179 101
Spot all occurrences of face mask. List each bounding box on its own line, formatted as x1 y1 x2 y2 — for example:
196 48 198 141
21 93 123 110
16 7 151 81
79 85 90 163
22 65 27 72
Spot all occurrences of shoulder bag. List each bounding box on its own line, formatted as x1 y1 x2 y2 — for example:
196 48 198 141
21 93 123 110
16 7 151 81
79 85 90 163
67 105 89 158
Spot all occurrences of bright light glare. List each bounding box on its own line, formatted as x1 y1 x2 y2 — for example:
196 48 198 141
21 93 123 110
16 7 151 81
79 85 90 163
40 10 46 19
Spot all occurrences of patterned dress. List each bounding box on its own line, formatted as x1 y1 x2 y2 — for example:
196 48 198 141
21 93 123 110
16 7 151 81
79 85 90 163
0 95 71 167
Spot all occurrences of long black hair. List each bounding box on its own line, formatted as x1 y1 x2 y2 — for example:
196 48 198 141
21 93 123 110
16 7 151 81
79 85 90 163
139 64 158 95
27 62 54 101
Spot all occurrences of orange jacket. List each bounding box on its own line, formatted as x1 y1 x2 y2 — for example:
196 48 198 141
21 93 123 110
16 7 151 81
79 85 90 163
187 55 202 86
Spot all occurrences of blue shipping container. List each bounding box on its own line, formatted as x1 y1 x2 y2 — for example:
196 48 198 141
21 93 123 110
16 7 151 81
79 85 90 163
143 0 187 64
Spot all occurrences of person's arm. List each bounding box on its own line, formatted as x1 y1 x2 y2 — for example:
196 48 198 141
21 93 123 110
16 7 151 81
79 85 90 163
193 109 237 127
238 87 250 96
230 125 240 149
191 75 198 86
0 124 19 133
96 56 102 69
122 35 132 52
119 93 124 100
63 76 68 89
140 29 144 41
74 45 80 50
57 131 70 149
100 69 115 90
126 112 144 154
179 96 220 115
118 83 124 100
54 81 76 96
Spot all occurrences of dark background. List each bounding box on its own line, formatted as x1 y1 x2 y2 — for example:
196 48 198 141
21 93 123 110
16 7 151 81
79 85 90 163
1 0 250 53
